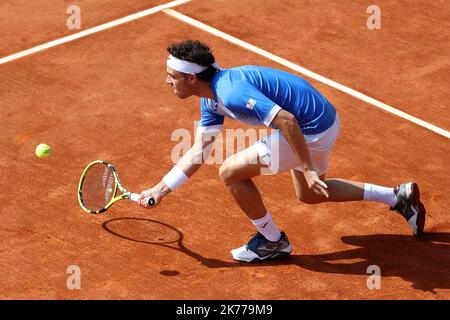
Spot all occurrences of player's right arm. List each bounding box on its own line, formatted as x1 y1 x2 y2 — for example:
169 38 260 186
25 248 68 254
138 128 220 208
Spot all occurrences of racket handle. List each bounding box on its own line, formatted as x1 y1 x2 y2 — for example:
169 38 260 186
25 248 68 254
130 193 140 202
130 193 156 207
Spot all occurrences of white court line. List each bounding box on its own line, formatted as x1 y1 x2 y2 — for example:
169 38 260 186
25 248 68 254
0 0 192 65
1 2 448 139
164 9 450 140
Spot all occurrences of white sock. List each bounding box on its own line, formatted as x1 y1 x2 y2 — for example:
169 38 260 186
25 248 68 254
251 212 281 242
363 183 397 207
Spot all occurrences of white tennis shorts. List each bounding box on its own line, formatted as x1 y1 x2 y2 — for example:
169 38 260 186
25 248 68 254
253 115 340 176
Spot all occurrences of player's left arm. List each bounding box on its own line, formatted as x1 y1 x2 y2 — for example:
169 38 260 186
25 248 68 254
272 109 329 198
137 130 219 207
138 101 224 208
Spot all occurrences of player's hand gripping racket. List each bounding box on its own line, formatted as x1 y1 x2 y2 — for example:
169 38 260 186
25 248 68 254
78 160 155 214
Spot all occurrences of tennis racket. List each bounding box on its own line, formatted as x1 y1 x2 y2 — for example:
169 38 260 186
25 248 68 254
78 160 155 214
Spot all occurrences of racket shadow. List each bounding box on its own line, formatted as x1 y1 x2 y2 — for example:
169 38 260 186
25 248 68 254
101 217 238 268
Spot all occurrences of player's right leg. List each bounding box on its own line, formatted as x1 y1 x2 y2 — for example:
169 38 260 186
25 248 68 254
290 170 426 237
256 115 425 237
389 182 426 237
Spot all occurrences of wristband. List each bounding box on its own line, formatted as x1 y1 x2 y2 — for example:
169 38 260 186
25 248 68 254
162 166 189 191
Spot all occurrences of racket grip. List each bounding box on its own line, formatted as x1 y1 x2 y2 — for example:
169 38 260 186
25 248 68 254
130 193 140 202
131 193 156 206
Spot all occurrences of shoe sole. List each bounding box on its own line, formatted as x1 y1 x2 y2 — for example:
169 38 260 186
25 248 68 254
246 250 292 263
232 245 293 263
411 182 426 238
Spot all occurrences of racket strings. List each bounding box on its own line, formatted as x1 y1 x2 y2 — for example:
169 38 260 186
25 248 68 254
81 164 115 211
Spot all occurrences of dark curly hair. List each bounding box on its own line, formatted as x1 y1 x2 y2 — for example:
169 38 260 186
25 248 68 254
167 40 218 82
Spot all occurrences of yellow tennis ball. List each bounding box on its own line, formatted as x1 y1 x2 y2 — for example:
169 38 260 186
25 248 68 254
35 143 51 159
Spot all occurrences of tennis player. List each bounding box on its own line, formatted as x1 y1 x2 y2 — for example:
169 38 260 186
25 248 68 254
138 40 426 263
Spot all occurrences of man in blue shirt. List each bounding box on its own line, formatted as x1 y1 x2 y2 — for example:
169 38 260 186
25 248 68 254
138 40 426 263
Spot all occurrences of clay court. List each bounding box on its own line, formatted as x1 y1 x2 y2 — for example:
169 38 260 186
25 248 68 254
1 0 449 299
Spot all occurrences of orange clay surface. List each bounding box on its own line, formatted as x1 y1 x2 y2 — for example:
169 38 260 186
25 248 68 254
0 0 449 299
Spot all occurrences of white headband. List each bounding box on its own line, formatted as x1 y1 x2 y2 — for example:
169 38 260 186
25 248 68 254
167 54 209 74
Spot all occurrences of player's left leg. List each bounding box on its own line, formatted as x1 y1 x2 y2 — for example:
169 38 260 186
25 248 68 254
219 145 292 262
218 146 268 220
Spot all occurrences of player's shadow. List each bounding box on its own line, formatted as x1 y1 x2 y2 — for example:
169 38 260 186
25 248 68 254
291 233 450 293
101 217 450 293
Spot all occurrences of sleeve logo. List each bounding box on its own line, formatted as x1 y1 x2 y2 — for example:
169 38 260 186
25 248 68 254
245 98 256 110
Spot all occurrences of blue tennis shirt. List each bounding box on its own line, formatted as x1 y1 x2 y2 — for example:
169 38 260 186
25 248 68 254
199 66 336 135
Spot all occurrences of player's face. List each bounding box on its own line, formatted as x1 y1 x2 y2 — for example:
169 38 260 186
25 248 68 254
166 67 194 99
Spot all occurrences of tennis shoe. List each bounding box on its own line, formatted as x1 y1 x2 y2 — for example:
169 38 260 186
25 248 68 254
231 231 292 263
390 182 426 237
